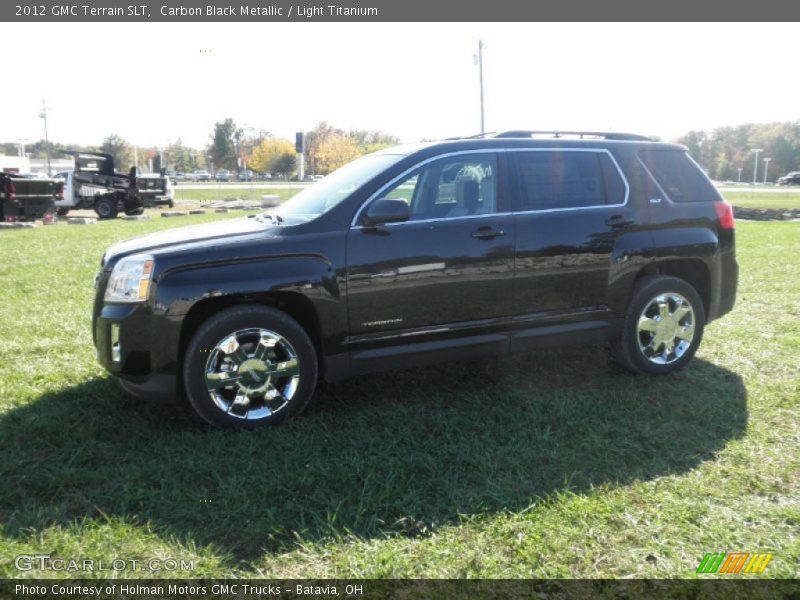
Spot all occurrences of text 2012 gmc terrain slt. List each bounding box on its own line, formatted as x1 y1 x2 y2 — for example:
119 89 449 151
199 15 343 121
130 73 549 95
93 131 738 429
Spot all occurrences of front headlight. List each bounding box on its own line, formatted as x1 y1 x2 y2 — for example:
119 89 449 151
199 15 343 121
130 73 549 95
104 254 154 303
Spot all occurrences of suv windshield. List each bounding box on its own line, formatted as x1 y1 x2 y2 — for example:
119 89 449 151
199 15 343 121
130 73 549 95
276 153 405 221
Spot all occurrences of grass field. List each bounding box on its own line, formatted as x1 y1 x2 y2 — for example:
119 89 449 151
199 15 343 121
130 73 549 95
173 186 303 204
0 214 797 579
720 190 800 210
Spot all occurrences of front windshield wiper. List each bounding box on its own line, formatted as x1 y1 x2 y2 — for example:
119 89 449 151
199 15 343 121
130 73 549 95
256 212 284 224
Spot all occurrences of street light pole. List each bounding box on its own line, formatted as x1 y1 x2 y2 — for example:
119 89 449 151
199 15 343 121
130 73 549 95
737 167 743 184
763 157 772 184
751 148 763 185
38 99 52 175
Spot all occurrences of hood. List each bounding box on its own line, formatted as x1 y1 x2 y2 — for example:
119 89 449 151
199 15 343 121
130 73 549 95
103 216 278 266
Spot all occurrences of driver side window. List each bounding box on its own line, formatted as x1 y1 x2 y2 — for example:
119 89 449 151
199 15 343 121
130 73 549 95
380 154 497 222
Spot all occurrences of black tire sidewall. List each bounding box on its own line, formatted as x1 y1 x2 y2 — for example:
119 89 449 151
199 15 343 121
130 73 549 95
96 198 117 219
183 305 318 429
618 276 706 375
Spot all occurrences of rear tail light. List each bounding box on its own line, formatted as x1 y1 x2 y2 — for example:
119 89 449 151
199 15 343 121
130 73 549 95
714 200 735 230
5 216 16 223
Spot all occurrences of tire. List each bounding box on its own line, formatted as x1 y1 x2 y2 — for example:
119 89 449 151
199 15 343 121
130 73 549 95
167 200 174 208
124 207 145 216
56 207 69 217
95 197 118 219
183 304 318 429
613 275 705 375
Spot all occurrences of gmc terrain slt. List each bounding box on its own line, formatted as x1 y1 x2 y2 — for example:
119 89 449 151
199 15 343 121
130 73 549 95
93 131 738 428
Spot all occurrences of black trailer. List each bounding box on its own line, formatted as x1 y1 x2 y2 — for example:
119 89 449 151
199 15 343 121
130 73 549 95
0 172 62 222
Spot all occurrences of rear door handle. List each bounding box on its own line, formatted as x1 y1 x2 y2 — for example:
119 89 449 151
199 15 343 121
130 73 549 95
605 214 633 228
471 226 506 240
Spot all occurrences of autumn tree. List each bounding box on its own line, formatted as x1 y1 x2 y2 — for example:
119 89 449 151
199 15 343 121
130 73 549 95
304 122 343 174
249 138 297 178
316 134 362 174
349 129 400 154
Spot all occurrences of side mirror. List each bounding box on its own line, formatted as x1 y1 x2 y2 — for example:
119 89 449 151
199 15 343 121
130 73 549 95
363 197 410 226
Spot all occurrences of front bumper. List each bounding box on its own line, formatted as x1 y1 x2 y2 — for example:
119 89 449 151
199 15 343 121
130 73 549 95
94 302 178 401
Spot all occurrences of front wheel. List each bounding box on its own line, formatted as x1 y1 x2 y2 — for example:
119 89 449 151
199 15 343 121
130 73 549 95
95 197 118 219
183 305 318 429
613 275 705 375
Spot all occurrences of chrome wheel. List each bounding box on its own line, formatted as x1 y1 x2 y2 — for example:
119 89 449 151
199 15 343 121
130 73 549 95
636 293 696 365
204 328 300 420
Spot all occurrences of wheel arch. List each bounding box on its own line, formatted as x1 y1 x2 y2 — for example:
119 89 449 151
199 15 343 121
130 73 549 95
634 259 712 320
178 291 324 376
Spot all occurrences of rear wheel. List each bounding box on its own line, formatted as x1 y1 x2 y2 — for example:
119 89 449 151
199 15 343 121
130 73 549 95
95 197 118 219
183 305 318 429
56 207 69 217
613 275 705 375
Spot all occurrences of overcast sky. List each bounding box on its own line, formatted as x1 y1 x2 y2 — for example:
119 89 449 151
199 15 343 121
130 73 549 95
3 22 797 149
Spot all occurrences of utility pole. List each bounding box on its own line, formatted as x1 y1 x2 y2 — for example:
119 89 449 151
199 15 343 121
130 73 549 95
477 40 485 134
737 167 743 184
751 148 763 184
763 157 772 184
38 99 52 175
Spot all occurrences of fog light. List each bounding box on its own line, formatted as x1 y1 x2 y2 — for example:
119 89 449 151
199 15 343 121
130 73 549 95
111 324 121 363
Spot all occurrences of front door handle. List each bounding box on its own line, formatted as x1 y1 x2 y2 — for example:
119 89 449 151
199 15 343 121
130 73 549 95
471 226 506 240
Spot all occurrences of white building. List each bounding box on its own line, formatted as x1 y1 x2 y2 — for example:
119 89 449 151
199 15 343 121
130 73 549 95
0 155 74 175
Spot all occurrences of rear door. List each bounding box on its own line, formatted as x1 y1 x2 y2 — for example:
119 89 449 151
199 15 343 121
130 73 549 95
509 148 637 318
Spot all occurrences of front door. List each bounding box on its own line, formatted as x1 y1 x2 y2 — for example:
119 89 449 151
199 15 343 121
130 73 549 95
346 152 514 342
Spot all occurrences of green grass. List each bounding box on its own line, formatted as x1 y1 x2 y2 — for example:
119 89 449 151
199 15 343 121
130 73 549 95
173 186 302 204
0 216 798 579
720 190 800 210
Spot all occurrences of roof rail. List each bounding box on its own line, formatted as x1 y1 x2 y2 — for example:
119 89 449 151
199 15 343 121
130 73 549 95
493 130 653 141
444 132 497 140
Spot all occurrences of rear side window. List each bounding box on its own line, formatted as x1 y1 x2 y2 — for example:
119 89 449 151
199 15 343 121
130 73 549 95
515 151 626 211
638 149 721 203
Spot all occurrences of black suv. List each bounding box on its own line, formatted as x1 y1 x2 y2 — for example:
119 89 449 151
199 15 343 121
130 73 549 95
776 171 800 186
94 131 738 429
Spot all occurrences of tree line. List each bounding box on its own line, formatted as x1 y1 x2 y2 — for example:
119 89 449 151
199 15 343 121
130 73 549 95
7 120 798 181
1 120 399 178
677 121 800 182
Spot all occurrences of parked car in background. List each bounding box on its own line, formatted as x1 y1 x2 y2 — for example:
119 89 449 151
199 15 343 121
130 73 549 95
776 171 800 186
310 174 325 181
191 169 212 182
93 130 738 429
173 172 186 182
238 169 254 182
215 170 232 182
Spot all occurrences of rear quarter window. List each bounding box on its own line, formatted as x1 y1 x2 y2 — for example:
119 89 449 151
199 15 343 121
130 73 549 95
638 149 722 203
